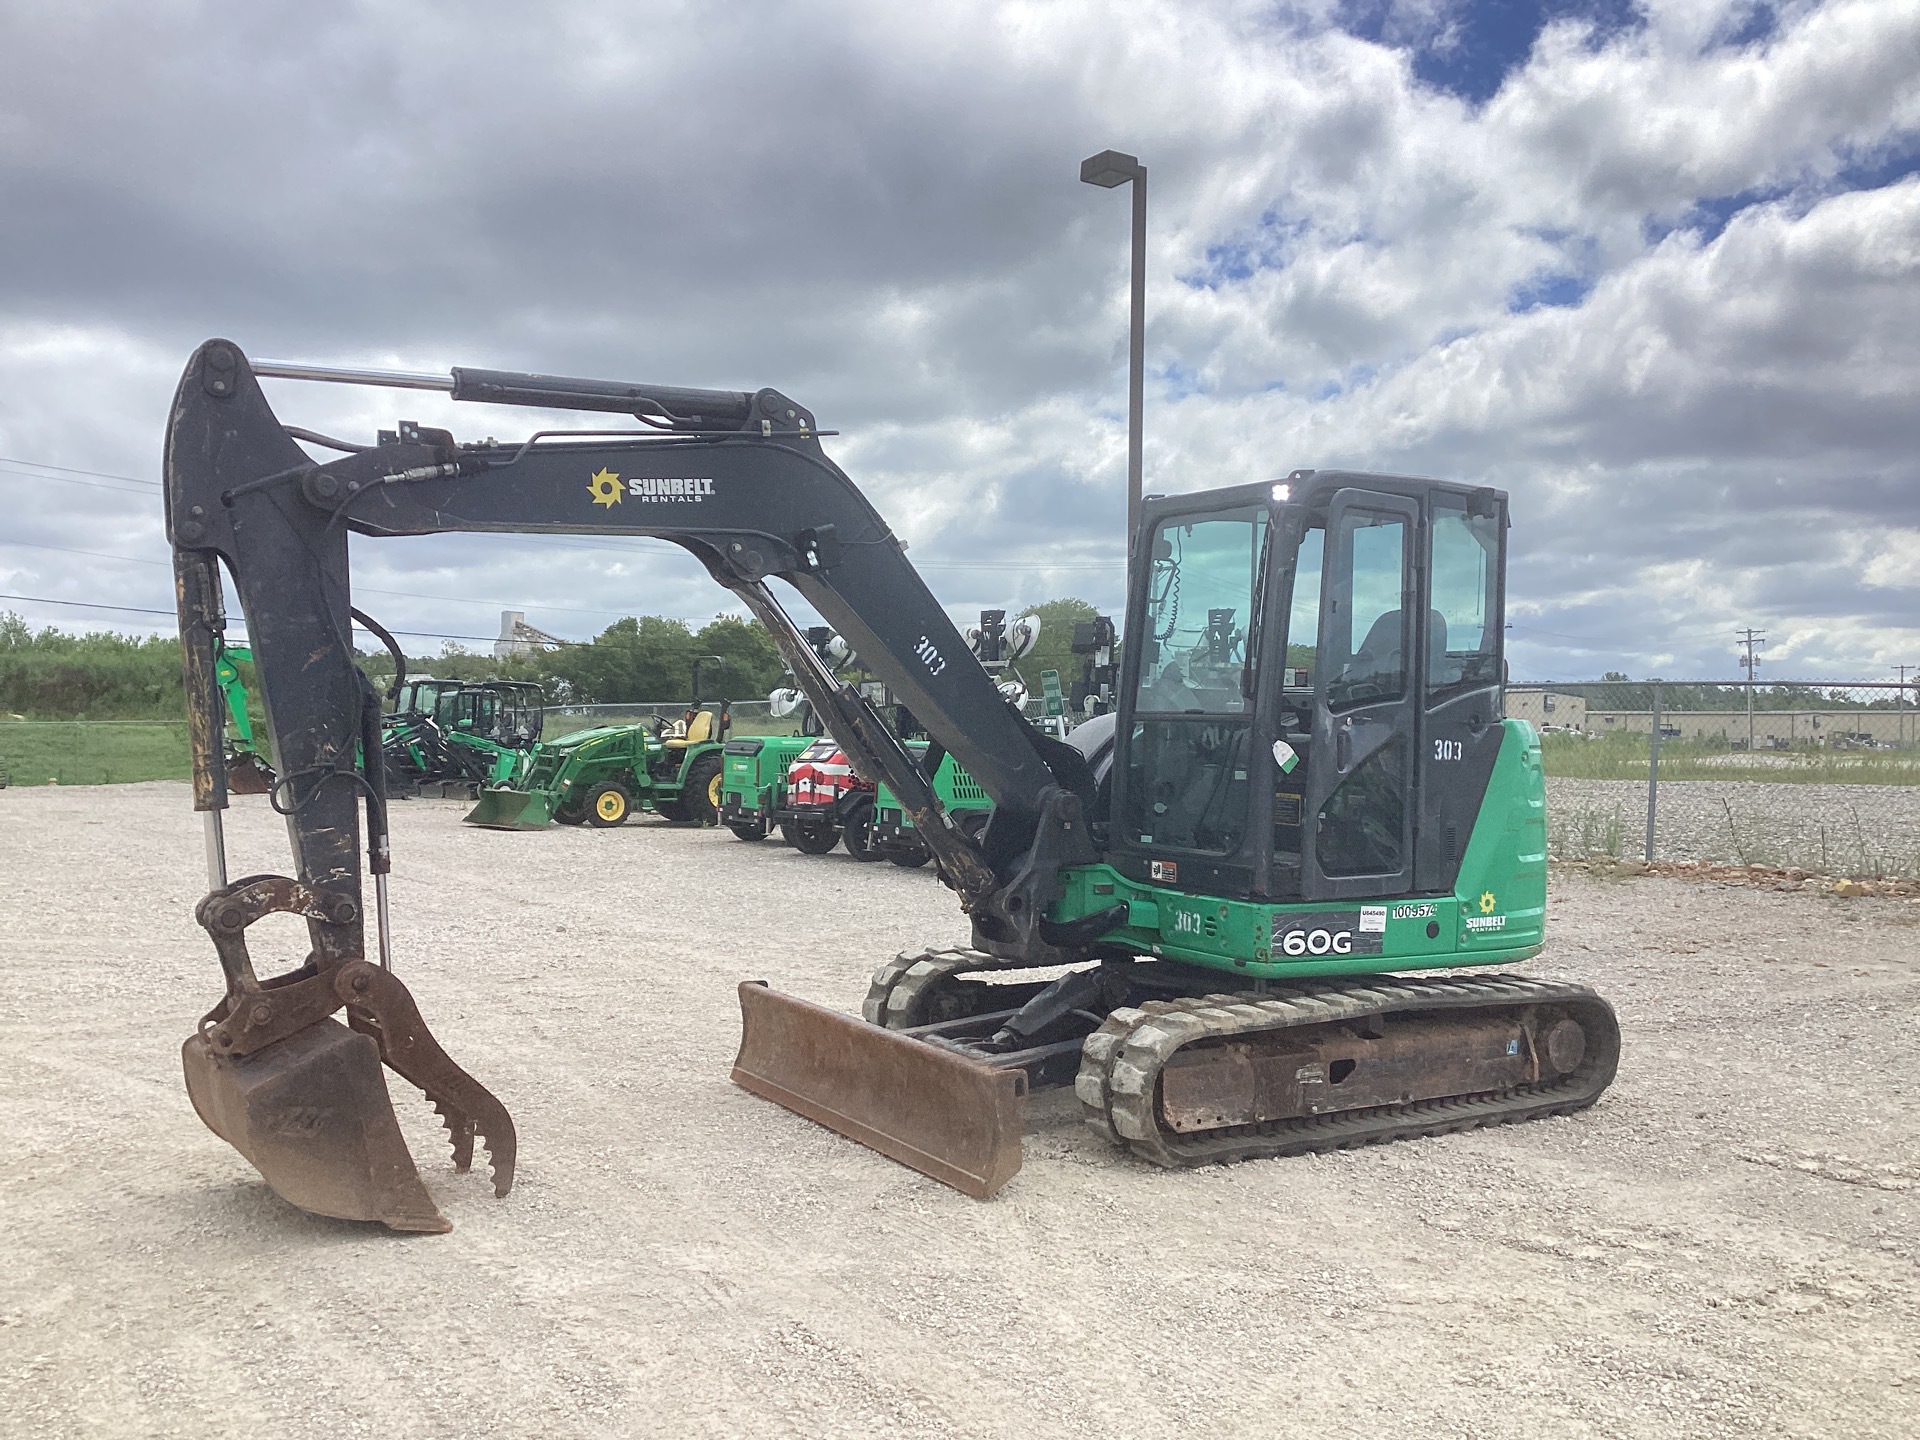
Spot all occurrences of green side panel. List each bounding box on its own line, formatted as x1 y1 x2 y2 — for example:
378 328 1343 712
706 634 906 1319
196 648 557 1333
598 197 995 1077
874 755 992 827
1450 718 1549 959
722 735 810 812
1045 720 1547 981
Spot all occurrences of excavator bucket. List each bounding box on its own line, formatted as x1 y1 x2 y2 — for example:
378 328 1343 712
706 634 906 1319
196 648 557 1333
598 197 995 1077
731 981 1026 1198
182 1017 452 1233
464 786 553 830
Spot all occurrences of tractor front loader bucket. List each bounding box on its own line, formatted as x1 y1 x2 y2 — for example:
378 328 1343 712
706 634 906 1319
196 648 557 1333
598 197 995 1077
464 785 554 830
224 751 275 796
731 981 1025 1198
184 1017 453 1232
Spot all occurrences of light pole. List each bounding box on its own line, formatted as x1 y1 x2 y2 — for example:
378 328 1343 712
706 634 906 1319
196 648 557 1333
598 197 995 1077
1080 149 1147 567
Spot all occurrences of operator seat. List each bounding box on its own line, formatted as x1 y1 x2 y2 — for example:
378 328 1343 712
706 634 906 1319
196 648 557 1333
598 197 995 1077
662 709 714 750
1344 610 1449 691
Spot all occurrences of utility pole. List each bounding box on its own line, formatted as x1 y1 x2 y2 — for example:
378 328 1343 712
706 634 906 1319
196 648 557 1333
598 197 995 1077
1737 628 1766 752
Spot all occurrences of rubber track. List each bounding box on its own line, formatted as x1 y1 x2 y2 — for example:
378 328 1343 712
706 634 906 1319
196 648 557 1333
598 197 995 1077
1073 973 1621 1169
862 948 1001 1028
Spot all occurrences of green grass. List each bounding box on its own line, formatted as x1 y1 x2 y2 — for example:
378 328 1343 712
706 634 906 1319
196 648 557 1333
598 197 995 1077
0 720 191 786
1540 730 1920 785
1547 800 1630 860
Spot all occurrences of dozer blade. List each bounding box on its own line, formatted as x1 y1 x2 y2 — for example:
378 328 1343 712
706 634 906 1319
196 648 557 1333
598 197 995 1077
183 1017 452 1233
731 981 1025 1198
463 786 553 830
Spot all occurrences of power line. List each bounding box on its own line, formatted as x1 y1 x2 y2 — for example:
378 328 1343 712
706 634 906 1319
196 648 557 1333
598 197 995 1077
0 590 733 647
0 539 169 569
0 592 174 616
0 466 160 498
0 455 160 486
0 537 656 617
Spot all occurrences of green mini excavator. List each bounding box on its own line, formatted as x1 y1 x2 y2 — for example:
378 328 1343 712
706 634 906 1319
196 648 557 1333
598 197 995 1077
164 341 1618 1229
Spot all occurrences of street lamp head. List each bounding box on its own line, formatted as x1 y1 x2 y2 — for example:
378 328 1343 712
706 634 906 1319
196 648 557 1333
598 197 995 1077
1080 149 1144 188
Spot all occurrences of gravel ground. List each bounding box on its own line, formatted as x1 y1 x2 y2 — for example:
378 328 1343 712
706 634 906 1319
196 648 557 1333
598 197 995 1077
1549 776 1920 874
4 782 1918 1439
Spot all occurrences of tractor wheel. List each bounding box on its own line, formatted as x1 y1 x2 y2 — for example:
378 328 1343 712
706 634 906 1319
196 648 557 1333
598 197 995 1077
554 807 587 826
727 821 767 842
783 820 840 855
887 845 931 869
841 796 887 862
681 753 723 826
586 783 632 827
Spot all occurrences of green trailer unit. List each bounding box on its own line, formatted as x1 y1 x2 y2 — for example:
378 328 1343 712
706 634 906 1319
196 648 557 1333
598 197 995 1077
718 734 813 842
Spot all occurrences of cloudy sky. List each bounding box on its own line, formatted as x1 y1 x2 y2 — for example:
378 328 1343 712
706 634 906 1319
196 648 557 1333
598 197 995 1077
2 0 1917 682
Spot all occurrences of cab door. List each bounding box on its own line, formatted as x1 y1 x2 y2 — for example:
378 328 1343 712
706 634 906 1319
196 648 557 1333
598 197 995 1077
1301 489 1421 901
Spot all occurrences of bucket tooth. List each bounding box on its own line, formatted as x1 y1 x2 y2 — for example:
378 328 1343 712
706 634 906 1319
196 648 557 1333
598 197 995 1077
183 1017 451 1234
731 981 1025 1199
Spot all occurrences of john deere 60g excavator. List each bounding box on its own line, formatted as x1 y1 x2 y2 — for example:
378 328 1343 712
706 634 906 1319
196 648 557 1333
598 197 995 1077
165 340 1618 1229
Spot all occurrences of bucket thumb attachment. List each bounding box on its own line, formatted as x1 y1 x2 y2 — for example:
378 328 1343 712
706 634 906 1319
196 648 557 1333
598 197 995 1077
185 876 515 1233
731 981 1025 1198
464 785 554 830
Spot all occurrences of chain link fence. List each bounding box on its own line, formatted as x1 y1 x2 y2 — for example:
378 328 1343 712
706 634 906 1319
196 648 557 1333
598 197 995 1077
1510 680 1920 877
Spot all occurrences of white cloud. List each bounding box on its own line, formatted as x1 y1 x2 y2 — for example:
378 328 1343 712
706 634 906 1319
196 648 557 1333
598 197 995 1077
0 0 1915 679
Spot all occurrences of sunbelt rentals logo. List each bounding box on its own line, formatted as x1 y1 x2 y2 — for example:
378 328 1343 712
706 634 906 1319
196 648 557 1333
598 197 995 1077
586 467 715 506
1465 889 1507 932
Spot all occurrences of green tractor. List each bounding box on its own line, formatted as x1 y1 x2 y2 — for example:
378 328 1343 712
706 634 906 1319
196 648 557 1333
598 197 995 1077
383 677 544 797
466 661 735 830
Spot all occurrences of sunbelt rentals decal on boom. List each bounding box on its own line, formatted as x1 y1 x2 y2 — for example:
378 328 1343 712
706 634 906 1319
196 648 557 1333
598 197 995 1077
588 467 714 506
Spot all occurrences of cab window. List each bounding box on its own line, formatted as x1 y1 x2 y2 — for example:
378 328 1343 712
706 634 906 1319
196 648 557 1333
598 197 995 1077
1428 499 1500 691
1134 507 1268 715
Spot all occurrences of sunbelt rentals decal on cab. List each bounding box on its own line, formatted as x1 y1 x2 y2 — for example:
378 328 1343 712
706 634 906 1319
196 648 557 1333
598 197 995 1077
1464 890 1506 932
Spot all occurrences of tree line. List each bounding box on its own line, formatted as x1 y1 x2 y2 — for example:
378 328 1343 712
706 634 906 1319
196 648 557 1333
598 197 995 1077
1 598 1116 720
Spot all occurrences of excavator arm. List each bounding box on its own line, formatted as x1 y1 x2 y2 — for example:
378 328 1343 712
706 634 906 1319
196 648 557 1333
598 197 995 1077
165 339 1119 1225
168 340 1106 954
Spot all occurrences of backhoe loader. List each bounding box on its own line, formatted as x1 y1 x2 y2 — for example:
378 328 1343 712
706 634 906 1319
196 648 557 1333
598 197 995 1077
165 341 1619 1228
213 641 274 793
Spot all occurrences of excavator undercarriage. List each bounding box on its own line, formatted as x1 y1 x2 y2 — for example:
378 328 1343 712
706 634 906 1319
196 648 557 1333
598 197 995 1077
742 947 1618 1196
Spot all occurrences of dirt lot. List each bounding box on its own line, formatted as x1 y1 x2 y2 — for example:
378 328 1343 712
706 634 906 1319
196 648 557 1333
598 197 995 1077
4 783 1917 1439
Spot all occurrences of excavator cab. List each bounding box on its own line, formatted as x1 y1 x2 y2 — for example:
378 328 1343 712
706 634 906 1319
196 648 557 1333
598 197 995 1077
1115 476 1506 906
